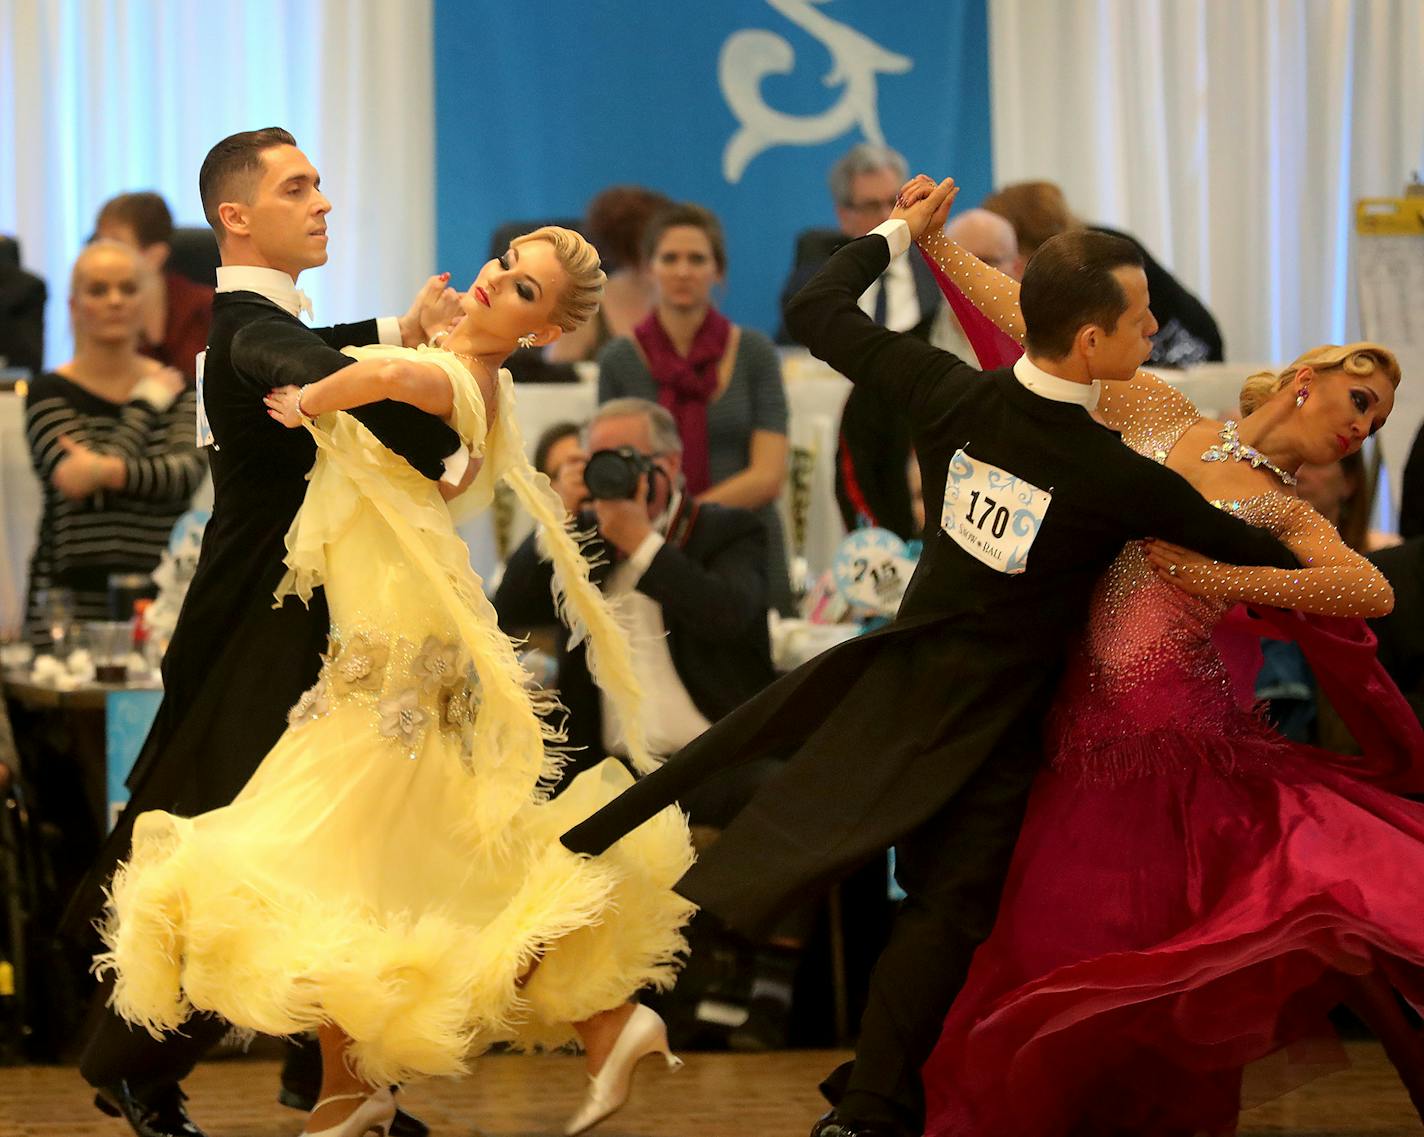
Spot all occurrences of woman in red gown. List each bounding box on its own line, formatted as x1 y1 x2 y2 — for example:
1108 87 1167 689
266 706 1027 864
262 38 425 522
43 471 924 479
908 175 1424 1136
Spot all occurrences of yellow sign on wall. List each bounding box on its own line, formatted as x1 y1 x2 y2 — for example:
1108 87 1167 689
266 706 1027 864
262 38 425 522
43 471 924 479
1357 196 1424 236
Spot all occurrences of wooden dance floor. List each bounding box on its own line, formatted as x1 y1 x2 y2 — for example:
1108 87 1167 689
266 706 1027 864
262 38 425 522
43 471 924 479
0 1044 1420 1135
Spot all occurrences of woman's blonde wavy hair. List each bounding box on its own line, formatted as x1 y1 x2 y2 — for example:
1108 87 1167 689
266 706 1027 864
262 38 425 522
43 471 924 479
1239 342 1402 417
510 225 606 333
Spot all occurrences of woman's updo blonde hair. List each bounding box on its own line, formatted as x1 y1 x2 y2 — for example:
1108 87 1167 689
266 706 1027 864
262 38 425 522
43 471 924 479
1238 342 1401 417
510 225 606 333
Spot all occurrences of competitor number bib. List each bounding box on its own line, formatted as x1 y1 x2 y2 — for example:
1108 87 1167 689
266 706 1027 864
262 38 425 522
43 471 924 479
939 448 1051 574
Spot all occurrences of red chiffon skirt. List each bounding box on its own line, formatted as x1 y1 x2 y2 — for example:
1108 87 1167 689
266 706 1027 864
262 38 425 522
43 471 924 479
921 731 1424 1137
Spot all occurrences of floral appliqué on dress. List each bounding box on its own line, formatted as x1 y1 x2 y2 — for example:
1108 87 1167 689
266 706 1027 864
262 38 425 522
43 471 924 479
287 629 480 762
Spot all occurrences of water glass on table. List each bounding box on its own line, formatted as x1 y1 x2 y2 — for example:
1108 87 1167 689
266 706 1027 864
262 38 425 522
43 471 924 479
88 621 133 684
32 587 75 656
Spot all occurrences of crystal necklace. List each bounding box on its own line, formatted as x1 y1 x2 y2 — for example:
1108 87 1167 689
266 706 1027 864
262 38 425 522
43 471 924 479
1199 420 1298 486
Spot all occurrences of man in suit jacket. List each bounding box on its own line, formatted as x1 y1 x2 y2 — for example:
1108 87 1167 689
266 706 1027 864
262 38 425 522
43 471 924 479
495 397 774 777
564 179 1299 1137
777 144 944 540
0 250 45 374
71 127 464 1137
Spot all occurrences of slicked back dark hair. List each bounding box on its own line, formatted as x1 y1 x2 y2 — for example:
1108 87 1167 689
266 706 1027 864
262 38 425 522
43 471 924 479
198 127 298 243
1020 230 1144 359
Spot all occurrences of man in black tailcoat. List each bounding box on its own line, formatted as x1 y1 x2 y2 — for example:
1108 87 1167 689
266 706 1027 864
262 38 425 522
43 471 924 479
68 127 465 1137
563 177 1300 1137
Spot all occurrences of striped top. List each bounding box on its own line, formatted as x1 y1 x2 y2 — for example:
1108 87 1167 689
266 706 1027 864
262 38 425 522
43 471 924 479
25 371 206 643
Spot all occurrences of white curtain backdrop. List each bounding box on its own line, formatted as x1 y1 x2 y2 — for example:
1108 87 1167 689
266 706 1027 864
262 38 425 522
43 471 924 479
988 0 1424 509
0 0 436 368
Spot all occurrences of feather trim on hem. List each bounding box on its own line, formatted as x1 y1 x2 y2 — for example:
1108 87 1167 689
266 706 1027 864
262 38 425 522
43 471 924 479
96 766 694 1087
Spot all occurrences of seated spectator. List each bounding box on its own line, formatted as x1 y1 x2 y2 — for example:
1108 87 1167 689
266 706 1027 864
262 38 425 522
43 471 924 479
532 419 588 517
0 238 46 373
94 191 214 380
779 145 944 541
1296 449 1400 554
24 241 205 646
778 143 942 342
496 397 773 771
547 185 671 364
983 179 1224 365
1258 448 1397 746
495 397 793 1044
598 203 792 611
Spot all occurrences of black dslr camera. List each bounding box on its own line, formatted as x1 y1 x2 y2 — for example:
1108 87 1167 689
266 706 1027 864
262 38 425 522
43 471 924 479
583 446 658 501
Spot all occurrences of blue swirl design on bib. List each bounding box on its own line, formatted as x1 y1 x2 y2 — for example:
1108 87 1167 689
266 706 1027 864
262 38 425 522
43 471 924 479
942 451 975 529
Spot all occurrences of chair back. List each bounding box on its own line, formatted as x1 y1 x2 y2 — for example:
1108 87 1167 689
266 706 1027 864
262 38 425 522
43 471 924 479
793 228 846 269
168 227 220 287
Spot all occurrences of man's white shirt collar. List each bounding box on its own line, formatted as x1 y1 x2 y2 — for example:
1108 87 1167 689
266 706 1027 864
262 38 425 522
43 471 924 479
215 266 313 320
211 266 464 482
1013 354 1101 411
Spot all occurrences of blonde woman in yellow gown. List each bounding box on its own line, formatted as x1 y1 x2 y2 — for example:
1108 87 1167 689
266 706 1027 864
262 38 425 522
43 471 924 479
98 227 695 1137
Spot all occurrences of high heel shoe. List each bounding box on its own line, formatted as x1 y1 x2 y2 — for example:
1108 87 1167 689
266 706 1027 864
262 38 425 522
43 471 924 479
301 1087 397 1137
564 1004 683 1135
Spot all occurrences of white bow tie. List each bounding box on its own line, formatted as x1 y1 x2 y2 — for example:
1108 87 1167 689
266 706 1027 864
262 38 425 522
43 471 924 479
294 290 314 321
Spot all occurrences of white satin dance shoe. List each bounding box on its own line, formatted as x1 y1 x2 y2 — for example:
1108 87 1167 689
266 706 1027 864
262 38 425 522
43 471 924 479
564 1003 684 1135
301 1086 396 1137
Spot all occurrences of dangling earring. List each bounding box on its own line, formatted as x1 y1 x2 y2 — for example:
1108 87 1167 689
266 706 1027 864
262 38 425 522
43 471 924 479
517 333 538 349
1295 386 1309 408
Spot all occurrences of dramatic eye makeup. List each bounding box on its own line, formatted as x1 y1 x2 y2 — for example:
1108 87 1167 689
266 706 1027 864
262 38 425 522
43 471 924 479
498 247 540 302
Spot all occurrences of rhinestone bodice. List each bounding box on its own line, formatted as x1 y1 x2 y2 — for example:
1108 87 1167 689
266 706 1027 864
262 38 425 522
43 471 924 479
1047 411 1291 782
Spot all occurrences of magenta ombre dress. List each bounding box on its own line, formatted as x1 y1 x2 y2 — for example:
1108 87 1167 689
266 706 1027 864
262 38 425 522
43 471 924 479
915 247 1424 1136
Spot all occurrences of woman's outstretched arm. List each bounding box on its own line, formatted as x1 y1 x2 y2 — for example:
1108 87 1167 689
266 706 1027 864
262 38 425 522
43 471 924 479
1146 497 1395 619
265 356 455 423
915 226 1026 345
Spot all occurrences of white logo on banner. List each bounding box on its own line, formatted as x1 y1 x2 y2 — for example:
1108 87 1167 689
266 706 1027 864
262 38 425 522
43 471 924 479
719 0 912 183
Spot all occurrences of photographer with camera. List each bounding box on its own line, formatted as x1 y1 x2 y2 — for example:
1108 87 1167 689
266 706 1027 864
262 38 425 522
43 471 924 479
497 397 799 1048
496 397 774 781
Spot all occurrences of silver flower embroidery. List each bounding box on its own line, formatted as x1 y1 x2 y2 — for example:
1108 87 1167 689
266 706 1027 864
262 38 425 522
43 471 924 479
412 635 460 693
377 688 428 747
332 634 388 695
287 683 330 727
437 674 480 732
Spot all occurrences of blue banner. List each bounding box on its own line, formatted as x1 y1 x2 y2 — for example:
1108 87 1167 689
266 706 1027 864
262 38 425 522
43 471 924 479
434 1 991 336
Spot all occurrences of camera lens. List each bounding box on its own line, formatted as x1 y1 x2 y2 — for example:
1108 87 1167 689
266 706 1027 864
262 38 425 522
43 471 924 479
584 448 645 500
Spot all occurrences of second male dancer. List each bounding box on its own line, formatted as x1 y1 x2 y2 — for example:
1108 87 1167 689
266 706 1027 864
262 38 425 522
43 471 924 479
562 177 1301 1137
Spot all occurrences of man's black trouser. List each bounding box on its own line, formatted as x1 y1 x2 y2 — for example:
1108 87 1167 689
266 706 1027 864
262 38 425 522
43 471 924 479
78 975 230 1091
821 737 1039 1135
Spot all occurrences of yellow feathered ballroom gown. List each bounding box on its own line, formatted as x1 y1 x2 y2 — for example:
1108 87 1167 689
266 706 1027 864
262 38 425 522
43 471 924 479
97 346 695 1087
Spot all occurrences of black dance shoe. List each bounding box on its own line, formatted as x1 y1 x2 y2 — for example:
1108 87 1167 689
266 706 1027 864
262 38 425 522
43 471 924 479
93 1080 207 1137
278 1086 431 1137
808 1108 908 1137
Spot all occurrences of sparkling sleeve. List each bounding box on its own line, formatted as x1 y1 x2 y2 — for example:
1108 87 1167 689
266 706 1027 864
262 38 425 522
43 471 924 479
1178 496 1395 618
916 229 1026 345
1099 372 1203 459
